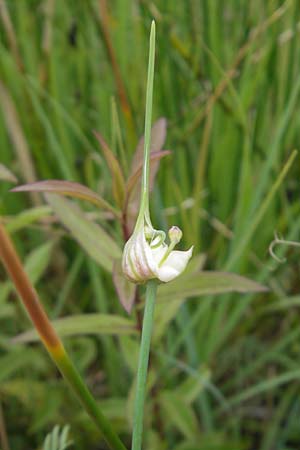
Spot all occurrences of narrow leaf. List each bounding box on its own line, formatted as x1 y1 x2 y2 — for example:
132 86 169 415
12 314 137 343
94 131 126 207
0 163 17 183
158 271 268 303
11 180 119 217
46 194 121 272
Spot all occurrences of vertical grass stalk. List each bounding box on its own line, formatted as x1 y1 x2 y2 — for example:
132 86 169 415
0 223 126 450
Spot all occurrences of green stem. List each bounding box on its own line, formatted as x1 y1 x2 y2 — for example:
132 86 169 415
55 350 127 450
135 21 156 231
131 280 158 450
0 223 126 450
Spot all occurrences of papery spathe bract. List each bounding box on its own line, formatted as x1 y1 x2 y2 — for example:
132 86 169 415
122 224 193 284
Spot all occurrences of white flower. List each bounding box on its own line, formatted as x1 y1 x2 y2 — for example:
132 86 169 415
122 224 193 284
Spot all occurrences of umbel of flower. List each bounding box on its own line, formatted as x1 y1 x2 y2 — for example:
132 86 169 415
122 218 193 284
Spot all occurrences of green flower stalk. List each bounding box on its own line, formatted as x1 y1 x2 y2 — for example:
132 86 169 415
0 222 126 450
121 21 192 450
122 22 193 286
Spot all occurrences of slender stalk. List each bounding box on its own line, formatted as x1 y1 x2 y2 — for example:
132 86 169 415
135 21 156 231
131 280 157 450
0 223 127 450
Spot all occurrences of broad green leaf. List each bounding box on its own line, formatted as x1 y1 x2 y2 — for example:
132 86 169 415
46 194 121 271
11 180 119 217
0 163 17 183
158 271 268 302
12 313 137 343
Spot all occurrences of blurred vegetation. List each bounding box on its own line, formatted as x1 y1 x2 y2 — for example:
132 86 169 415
1 0 300 449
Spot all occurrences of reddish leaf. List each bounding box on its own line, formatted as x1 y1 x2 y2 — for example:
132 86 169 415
11 180 119 217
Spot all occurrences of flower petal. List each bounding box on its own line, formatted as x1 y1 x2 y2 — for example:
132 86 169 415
156 247 193 282
151 243 168 265
122 230 157 283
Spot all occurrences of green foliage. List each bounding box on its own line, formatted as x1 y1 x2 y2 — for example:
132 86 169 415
0 1 300 449
13 313 137 343
43 425 73 450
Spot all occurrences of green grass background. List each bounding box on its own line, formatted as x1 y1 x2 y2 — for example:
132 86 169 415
1 1 300 449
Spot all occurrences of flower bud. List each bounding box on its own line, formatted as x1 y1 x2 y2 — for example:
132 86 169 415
168 226 182 244
122 224 193 284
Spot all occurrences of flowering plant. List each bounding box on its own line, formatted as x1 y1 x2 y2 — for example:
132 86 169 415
122 222 193 283
0 19 274 450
